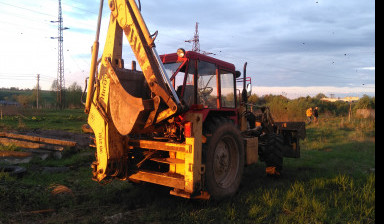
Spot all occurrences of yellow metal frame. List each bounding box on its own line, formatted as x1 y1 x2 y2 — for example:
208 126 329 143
85 0 209 198
127 113 203 196
86 0 176 181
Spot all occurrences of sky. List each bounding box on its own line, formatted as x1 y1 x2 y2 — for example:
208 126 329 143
0 0 375 99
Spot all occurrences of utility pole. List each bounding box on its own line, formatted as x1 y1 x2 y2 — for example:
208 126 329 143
36 74 40 109
51 0 69 109
348 100 352 122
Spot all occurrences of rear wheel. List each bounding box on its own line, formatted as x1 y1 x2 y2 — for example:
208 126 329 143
204 118 244 200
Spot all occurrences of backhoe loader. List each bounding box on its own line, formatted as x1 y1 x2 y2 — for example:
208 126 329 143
84 0 305 199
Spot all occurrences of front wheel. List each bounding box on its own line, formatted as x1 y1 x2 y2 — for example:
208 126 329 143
204 118 244 200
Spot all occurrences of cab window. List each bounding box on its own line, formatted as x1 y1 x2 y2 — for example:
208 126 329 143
220 70 235 108
197 61 217 108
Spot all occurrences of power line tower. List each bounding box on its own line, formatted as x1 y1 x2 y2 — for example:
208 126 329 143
185 22 214 56
51 0 69 109
185 22 200 52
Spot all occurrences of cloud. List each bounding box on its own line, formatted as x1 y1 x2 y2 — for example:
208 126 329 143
253 84 375 99
0 0 375 100
360 67 375 71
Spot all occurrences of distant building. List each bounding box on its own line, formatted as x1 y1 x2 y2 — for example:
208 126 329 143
0 100 21 115
0 100 20 106
320 96 359 103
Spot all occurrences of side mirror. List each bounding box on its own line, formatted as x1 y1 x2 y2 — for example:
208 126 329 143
246 83 252 97
235 71 241 78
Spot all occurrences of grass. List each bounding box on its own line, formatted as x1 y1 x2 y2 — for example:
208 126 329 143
0 144 20 152
0 109 87 133
0 115 375 223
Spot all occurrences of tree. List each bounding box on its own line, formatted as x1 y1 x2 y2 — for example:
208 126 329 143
50 79 60 108
51 79 59 92
315 93 326 99
65 82 83 108
14 94 32 107
354 95 375 110
248 94 260 104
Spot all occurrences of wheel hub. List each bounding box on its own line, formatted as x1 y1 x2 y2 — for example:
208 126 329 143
213 136 238 188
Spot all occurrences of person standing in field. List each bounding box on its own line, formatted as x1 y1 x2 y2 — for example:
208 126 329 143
313 107 319 124
306 107 313 124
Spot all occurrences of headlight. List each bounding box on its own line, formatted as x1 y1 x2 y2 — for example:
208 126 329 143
177 48 185 58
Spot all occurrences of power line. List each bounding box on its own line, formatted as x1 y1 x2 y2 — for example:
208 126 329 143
59 1 102 15
0 19 55 34
0 1 56 18
0 1 98 34
0 72 56 78
0 12 54 25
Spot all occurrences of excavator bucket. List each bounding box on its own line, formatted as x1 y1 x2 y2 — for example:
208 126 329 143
109 81 144 136
108 65 153 135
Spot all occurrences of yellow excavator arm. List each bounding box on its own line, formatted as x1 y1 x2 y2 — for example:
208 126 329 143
84 0 181 181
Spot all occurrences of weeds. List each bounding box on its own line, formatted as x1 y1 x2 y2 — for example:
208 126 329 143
0 171 14 181
0 115 375 223
0 109 87 132
0 144 20 151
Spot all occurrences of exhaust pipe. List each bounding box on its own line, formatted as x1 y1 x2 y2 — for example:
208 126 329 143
242 62 248 107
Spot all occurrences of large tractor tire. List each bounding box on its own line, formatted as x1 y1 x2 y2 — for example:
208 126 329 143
260 133 284 175
203 118 245 200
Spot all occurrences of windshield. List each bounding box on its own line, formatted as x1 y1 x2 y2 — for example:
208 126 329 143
164 61 194 106
164 62 183 80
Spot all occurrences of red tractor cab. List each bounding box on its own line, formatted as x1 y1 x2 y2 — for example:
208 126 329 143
161 50 243 125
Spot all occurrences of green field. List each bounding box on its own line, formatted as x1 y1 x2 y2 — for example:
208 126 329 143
0 111 375 223
0 109 87 133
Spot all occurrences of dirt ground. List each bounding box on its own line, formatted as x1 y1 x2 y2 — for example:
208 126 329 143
10 129 92 149
0 105 20 116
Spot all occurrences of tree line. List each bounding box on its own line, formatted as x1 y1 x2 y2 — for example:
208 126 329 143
0 83 375 118
0 81 84 109
247 93 375 121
